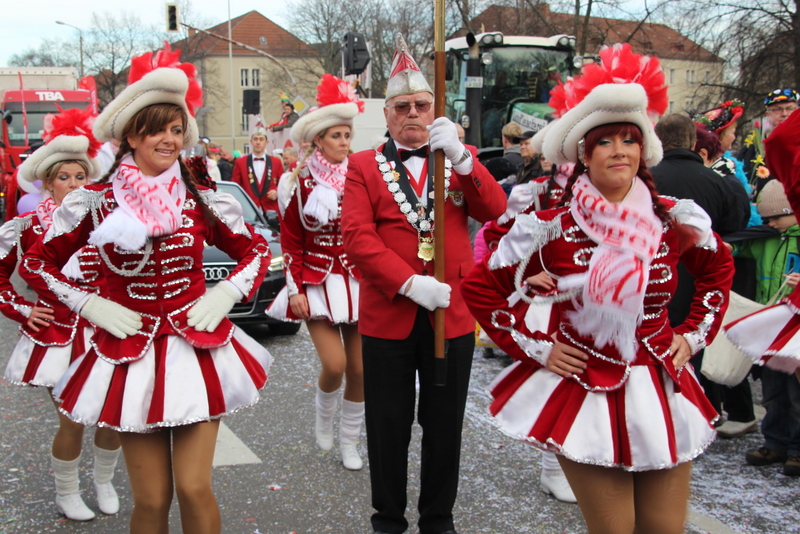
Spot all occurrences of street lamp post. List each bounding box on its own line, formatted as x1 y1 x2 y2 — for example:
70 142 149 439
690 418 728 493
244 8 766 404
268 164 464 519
55 20 84 78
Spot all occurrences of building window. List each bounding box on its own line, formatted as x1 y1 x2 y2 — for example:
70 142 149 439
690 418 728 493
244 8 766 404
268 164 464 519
669 69 675 85
705 71 710 84
241 111 248 133
251 69 260 87
669 101 674 114
685 98 693 110
241 69 249 87
686 70 695 85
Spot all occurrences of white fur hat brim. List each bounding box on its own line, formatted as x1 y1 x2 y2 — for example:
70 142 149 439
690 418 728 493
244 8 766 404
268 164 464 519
531 120 555 153
18 135 102 191
290 102 358 145
542 84 663 168
93 68 199 148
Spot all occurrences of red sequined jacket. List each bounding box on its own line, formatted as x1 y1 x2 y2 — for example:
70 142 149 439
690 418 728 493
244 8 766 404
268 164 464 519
20 184 270 363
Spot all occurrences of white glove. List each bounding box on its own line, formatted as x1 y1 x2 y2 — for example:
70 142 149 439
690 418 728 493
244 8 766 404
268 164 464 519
403 274 451 311
187 282 240 332
427 117 467 163
80 295 142 339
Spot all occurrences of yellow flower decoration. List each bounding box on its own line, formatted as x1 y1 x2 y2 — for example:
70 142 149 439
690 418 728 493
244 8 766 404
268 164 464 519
752 154 766 166
744 132 756 147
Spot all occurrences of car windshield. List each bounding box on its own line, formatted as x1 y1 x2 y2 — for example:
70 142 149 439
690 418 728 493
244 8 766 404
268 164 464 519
216 182 262 226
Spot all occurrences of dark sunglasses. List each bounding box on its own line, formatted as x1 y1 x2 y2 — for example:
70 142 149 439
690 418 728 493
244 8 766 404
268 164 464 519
387 101 433 114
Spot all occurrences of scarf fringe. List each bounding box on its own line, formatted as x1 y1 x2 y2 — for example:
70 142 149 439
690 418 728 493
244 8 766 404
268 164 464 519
566 304 640 363
303 183 339 225
669 198 716 250
489 212 563 270
89 209 148 251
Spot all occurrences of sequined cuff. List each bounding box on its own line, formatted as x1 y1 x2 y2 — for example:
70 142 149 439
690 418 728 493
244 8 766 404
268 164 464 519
491 309 552 366
682 331 705 356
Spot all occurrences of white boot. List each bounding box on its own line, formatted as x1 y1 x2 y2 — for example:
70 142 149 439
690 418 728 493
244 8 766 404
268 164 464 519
51 455 96 521
315 387 339 451
539 452 577 503
92 445 121 515
339 400 364 471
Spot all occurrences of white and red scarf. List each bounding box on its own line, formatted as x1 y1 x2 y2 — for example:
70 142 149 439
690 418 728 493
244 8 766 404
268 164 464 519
89 154 186 251
303 148 348 225
562 174 662 362
35 196 57 231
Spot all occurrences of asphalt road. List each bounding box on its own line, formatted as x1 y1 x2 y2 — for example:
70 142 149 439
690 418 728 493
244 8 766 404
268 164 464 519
0 279 798 533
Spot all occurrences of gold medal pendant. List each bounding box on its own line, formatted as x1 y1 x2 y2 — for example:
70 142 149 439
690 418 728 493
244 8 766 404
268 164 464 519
417 237 434 262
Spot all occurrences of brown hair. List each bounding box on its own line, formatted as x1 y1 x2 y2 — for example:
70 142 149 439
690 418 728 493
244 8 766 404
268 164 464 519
558 122 671 223
98 103 215 227
654 114 696 151
44 160 89 190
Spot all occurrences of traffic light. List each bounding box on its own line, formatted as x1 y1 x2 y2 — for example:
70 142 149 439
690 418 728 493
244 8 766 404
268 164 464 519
166 3 179 33
342 32 370 76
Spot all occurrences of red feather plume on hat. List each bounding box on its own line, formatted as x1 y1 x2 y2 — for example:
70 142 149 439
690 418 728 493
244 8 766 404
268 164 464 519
315 74 365 113
549 43 668 119
128 42 203 117
41 107 102 158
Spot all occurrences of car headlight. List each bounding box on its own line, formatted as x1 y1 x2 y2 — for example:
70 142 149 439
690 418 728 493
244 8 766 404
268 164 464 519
269 256 284 272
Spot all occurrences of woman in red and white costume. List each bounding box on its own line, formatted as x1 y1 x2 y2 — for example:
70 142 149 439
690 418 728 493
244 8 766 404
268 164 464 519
725 103 800 374
461 44 735 533
21 45 272 534
3 108 122 521
268 74 365 470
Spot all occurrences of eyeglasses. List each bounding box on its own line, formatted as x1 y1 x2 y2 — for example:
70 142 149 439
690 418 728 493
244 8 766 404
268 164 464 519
386 100 433 114
766 105 797 114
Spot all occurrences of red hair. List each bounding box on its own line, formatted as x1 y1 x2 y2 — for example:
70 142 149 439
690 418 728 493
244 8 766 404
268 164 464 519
559 122 671 222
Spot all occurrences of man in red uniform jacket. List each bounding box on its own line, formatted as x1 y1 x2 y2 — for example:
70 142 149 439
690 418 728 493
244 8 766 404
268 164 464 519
231 126 284 214
341 35 506 534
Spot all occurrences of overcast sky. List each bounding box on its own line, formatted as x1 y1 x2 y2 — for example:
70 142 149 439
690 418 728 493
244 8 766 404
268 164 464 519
0 0 288 68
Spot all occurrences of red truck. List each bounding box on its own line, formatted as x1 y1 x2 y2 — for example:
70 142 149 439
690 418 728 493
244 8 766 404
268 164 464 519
0 67 94 220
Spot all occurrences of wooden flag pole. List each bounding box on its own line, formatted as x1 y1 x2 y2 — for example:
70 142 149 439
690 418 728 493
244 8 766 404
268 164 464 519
432 0 447 386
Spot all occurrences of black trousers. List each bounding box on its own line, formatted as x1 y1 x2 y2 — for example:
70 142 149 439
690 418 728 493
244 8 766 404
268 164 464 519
362 308 474 534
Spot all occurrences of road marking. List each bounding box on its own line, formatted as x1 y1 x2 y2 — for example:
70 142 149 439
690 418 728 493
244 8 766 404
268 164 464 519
213 421 262 466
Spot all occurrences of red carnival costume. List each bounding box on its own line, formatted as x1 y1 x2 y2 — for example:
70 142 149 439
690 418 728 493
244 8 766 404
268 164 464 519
2 214 102 387
268 165 362 324
724 104 800 373
20 45 273 433
462 44 735 471
231 153 283 214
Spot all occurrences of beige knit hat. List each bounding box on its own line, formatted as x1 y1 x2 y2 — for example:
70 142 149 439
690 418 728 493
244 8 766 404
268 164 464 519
757 179 793 218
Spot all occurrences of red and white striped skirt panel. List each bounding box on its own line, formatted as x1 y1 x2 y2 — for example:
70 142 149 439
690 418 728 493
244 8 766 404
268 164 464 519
724 303 800 374
4 326 92 388
267 273 359 325
53 328 272 432
487 361 718 471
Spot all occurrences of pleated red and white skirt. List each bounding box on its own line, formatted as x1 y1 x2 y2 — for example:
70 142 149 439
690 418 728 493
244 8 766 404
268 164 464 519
267 273 359 325
724 302 800 374
4 326 93 388
52 328 272 432
487 361 718 471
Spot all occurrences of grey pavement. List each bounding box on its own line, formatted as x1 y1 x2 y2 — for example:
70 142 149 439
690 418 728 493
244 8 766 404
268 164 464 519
0 285 798 533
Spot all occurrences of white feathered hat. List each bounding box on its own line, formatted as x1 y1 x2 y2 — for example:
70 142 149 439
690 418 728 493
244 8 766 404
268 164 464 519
541 44 668 168
384 33 433 101
18 107 102 193
93 43 202 148
291 74 364 145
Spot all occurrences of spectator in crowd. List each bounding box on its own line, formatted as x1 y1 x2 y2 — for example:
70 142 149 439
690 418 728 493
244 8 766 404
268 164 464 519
650 114 746 420
739 88 799 196
269 96 300 133
455 123 466 144
514 131 543 184
282 146 299 171
216 146 234 181
501 122 524 168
